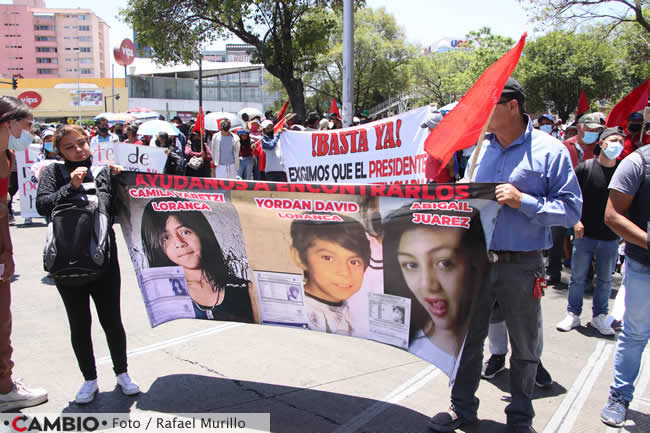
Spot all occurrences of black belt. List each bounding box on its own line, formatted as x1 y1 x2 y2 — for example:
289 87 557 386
487 250 541 263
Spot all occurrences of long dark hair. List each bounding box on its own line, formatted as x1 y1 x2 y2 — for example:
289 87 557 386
0 96 31 123
141 198 233 292
382 205 487 340
290 213 372 282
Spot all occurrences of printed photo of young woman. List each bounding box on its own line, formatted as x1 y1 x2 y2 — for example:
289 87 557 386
382 204 488 377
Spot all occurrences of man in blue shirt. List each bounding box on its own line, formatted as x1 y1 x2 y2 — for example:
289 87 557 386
429 78 582 433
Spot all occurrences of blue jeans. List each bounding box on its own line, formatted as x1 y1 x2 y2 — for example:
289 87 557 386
610 257 650 402
567 236 619 316
237 157 254 180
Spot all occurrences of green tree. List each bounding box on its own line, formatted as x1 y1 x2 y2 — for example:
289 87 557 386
520 0 650 34
302 7 415 114
121 0 365 121
518 30 618 120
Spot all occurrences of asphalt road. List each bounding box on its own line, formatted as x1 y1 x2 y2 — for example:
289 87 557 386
6 214 649 433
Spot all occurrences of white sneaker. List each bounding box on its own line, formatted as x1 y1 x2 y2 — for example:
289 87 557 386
0 379 48 411
557 312 581 332
591 314 616 336
75 380 98 404
116 373 140 396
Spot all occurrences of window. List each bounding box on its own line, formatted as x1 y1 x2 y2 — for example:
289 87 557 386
5 45 22 49
78 36 91 42
4 35 20 38
35 36 55 41
79 58 92 64
34 25 55 31
3 23 18 26
37 68 56 74
78 15 88 20
8 56 23 60
7 67 24 71
36 58 57 63
36 47 56 52
79 47 91 53
80 68 92 74
78 25 90 31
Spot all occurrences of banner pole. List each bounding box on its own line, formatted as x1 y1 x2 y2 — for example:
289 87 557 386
466 104 496 181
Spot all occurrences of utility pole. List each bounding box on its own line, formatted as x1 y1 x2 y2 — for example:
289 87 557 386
342 0 354 127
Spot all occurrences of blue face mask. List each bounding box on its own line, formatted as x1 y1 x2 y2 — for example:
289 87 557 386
602 142 624 160
582 131 600 144
540 124 553 134
43 141 55 153
8 128 33 151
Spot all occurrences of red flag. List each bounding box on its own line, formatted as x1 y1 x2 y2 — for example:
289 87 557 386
577 89 589 117
277 99 290 120
330 98 341 120
424 33 528 179
192 107 204 135
274 116 287 133
606 78 650 127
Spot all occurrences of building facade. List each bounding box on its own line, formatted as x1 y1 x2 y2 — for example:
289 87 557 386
0 0 110 79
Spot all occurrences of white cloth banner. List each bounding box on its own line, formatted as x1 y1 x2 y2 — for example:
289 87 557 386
15 145 40 219
90 141 168 173
282 106 431 184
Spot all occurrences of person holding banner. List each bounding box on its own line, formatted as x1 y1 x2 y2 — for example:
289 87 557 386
429 79 582 433
290 214 372 336
141 198 257 323
0 96 48 411
261 120 287 182
35 124 138 405
383 207 486 377
184 131 212 178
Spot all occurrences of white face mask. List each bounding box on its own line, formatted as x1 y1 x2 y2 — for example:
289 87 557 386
602 141 624 160
8 128 33 151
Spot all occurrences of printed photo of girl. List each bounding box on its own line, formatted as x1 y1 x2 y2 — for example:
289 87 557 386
382 206 487 376
141 197 258 323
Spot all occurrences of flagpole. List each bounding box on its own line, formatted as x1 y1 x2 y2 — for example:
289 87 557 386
466 105 496 181
342 0 354 127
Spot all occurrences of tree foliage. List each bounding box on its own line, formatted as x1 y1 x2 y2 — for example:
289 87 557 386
121 0 365 120
520 0 650 34
301 7 414 114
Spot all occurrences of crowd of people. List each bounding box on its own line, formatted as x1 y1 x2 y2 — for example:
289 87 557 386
0 79 647 433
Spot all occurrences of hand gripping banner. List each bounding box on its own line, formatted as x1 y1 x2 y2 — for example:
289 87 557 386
115 174 499 379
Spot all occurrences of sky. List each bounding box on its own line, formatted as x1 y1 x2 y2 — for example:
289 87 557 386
8 0 539 77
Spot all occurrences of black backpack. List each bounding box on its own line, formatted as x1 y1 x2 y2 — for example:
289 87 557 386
42 164 111 286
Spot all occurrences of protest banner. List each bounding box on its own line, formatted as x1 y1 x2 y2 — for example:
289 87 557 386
281 106 431 185
115 173 499 379
89 141 168 173
15 145 40 219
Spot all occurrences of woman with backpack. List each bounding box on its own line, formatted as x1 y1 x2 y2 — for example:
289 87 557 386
35 124 139 405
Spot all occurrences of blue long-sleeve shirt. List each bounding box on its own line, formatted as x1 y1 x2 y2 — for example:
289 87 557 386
469 117 583 251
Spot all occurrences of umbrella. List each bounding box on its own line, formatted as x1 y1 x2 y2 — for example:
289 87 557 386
111 112 137 123
94 112 113 120
439 101 458 115
238 107 263 119
127 107 153 113
205 112 244 131
132 111 162 121
137 120 180 136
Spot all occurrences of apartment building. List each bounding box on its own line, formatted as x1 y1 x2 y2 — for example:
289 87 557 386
0 0 110 78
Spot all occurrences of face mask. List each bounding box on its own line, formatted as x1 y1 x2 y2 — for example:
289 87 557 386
98 127 109 134
628 124 642 133
540 125 553 134
43 141 55 153
582 131 599 144
8 129 34 151
602 142 624 160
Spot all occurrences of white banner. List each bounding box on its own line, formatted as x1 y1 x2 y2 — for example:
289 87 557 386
15 145 40 219
90 141 168 174
282 106 431 184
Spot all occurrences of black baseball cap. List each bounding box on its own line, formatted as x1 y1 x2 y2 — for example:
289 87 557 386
498 78 525 103
599 127 626 141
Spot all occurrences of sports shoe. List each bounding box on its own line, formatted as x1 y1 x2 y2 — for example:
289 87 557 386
0 379 48 411
75 379 98 404
428 407 476 432
556 312 580 332
535 361 553 388
591 314 615 336
116 373 140 396
481 354 506 379
600 393 628 427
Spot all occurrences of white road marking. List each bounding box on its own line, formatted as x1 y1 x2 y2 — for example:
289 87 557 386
331 364 441 433
96 323 243 365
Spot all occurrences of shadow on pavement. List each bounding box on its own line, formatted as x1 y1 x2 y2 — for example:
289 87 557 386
459 419 507 433
129 373 437 433
59 387 139 414
623 408 650 433
575 325 617 341
485 371 568 400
